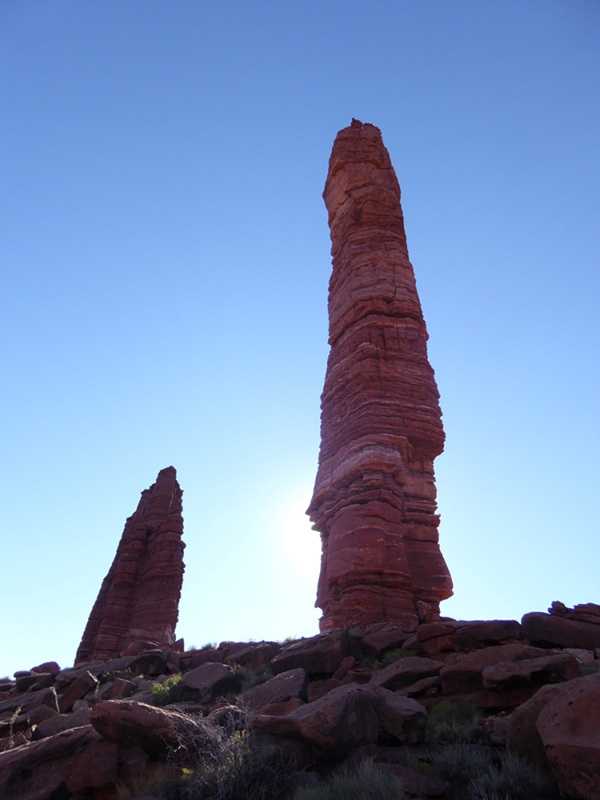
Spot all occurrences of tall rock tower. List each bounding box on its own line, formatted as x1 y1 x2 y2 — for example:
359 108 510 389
307 120 453 631
76 466 185 663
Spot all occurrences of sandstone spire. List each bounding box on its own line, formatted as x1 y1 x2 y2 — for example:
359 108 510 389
307 120 453 631
75 466 185 663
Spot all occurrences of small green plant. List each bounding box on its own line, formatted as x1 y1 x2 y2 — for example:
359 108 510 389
468 752 555 800
151 674 184 706
425 700 483 744
294 759 406 800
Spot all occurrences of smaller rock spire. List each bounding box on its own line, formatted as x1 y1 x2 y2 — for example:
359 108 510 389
75 467 185 663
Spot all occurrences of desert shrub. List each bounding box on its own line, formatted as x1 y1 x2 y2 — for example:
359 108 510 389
151 674 185 706
294 759 406 800
380 648 412 667
468 752 555 800
278 636 299 646
158 705 297 800
233 664 273 692
429 743 493 787
187 643 217 653
425 700 482 744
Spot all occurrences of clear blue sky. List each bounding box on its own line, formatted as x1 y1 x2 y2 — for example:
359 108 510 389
1 2 599 678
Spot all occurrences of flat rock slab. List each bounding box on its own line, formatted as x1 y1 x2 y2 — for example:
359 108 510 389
180 661 238 700
482 652 581 690
440 644 549 695
271 631 351 675
240 668 307 711
418 619 522 655
522 612 600 650
370 656 443 691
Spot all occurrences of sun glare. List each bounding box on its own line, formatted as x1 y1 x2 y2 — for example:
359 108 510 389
281 493 321 584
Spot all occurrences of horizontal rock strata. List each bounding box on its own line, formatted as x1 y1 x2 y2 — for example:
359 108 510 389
308 120 452 631
75 466 185 663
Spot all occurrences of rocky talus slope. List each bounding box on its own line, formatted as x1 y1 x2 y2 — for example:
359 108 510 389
2 602 600 800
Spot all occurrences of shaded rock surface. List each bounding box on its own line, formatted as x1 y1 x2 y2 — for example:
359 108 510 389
307 119 452 632
75 466 185 663
3 602 600 799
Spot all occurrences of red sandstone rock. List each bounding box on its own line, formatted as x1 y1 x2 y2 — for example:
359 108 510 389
57 670 98 713
89 699 203 758
270 630 351 675
439 644 548 695
536 674 600 800
360 622 413 658
180 661 239 700
506 682 563 767
252 683 426 756
522 611 600 650
481 652 581 690
63 739 119 795
370 656 443 691
307 678 344 702
307 120 452 631
0 725 101 800
239 668 307 711
75 467 185 663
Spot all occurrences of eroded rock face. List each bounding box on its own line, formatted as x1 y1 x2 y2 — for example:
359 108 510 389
75 467 185 663
308 120 452 631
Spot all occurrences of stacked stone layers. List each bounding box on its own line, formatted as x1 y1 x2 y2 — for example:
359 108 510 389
75 467 185 663
308 120 453 631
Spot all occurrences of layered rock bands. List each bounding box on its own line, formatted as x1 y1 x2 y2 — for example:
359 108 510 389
75 466 185 663
308 120 453 632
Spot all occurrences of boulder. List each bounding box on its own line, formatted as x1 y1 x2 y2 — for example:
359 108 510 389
252 683 426 756
370 656 443 691
35 706 91 739
0 686 58 716
537 674 600 800
270 630 351 675
180 661 239 700
360 623 413 659
128 651 169 677
30 662 60 677
307 679 343 702
0 724 100 800
239 668 307 711
63 739 119 795
57 670 99 713
224 642 279 668
89 699 204 758
481 652 581 690
418 619 522 655
440 644 548 695
506 683 562 767
111 677 138 699
522 612 600 650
